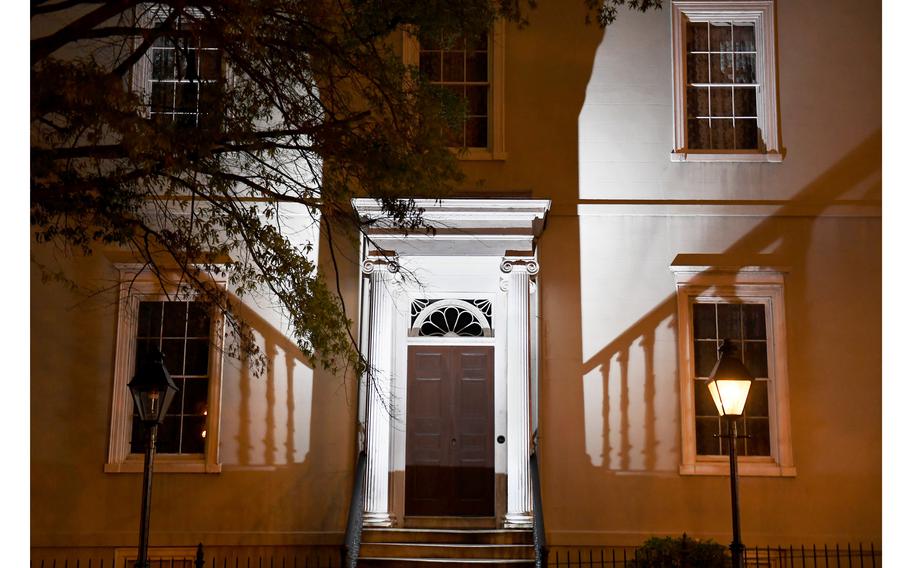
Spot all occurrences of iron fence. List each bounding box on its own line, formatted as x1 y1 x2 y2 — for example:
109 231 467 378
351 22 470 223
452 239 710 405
549 543 880 567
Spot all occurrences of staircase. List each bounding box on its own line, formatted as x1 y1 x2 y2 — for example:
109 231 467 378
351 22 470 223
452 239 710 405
357 528 535 567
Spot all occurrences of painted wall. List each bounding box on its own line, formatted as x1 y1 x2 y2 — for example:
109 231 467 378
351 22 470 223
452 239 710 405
452 0 881 546
30 0 881 559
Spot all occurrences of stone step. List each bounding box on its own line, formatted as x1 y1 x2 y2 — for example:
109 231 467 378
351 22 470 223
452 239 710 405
363 529 534 545
359 542 534 561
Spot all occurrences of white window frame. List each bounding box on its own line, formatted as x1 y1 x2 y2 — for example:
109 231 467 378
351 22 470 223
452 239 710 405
670 1 782 162
104 264 226 473
673 266 795 476
402 20 507 160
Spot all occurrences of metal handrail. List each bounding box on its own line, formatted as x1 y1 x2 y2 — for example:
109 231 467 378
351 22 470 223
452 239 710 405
341 450 368 568
530 449 548 568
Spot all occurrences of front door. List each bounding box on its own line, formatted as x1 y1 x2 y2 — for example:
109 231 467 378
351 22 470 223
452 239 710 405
405 345 494 517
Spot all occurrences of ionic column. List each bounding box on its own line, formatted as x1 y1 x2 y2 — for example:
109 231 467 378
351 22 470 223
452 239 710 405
362 258 397 526
501 257 538 528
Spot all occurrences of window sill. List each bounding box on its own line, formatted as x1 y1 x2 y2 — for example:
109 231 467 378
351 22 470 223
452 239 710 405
680 459 796 477
105 455 222 474
452 148 508 161
670 151 783 163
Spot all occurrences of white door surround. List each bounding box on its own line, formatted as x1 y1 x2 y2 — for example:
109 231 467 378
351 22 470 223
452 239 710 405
353 199 550 528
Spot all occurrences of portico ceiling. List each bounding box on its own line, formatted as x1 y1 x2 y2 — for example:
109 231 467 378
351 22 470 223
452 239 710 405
352 198 551 257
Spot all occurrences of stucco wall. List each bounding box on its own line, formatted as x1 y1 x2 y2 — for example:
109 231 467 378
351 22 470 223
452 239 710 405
30 0 881 557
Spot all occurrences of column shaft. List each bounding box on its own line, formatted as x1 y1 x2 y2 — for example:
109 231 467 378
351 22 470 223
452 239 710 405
363 265 393 526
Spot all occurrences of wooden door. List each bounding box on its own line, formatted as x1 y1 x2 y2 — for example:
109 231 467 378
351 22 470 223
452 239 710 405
405 345 494 517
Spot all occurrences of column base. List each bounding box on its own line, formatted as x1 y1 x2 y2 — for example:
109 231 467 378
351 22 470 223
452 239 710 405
503 513 533 529
363 512 394 527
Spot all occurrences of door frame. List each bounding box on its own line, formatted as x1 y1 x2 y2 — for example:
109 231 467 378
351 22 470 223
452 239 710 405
388 285 506 528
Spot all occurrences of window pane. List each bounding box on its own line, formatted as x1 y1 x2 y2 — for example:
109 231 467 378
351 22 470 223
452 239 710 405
734 54 756 83
733 87 757 117
686 21 708 52
742 303 766 339
716 303 742 339
465 85 488 115
687 87 709 118
161 338 186 374
156 416 180 453
181 416 207 454
710 87 733 116
693 303 716 339
162 302 188 337
733 24 756 51
134 338 158 373
442 51 464 82
709 23 732 52
137 302 162 338
184 339 210 375
745 417 770 456
183 379 209 415
152 48 175 79
176 82 199 113
734 118 759 150
710 53 733 83
687 118 711 149
465 116 488 148
465 51 488 82
710 118 734 149
687 53 709 84
419 51 442 81
743 340 768 378
696 417 721 455
167 380 184 415
186 302 211 337
694 339 718 377
151 83 175 113
745 380 769 416
199 50 221 79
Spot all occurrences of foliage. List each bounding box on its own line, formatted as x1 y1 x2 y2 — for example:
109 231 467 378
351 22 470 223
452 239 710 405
30 0 659 376
636 534 729 568
584 0 663 27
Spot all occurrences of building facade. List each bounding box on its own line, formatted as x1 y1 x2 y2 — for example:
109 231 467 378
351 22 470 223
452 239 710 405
31 0 881 564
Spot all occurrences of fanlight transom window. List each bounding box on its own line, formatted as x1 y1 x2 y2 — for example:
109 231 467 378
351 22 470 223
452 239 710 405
410 299 492 337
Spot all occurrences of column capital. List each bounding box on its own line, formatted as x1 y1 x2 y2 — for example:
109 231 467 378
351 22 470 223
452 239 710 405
363 256 400 275
500 256 539 276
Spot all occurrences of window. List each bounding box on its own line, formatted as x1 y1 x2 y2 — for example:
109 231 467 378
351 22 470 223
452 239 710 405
403 20 506 160
132 8 222 127
105 265 225 473
673 266 795 476
670 1 781 162
130 300 212 455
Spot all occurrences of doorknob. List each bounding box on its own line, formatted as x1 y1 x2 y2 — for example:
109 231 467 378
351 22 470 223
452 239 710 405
451 438 457 447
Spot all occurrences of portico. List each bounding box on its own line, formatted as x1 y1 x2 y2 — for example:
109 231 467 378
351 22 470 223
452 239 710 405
352 199 550 528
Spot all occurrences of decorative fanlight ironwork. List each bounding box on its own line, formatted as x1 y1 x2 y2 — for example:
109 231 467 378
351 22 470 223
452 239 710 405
410 299 493 337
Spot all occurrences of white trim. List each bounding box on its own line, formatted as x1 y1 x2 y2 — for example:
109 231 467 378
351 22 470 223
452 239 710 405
104 265 226 474
402 20 507 160
670 1 781 161
673 265 795 477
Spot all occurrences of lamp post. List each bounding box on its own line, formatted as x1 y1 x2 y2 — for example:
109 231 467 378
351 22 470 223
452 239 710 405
128 350 179 568
706 339 754 568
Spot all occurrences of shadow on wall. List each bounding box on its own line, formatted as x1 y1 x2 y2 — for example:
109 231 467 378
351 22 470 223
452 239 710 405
574 129 881 472
221 295 316 468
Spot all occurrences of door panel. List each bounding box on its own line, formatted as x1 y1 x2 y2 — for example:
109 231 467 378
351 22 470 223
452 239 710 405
406 346 494 517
